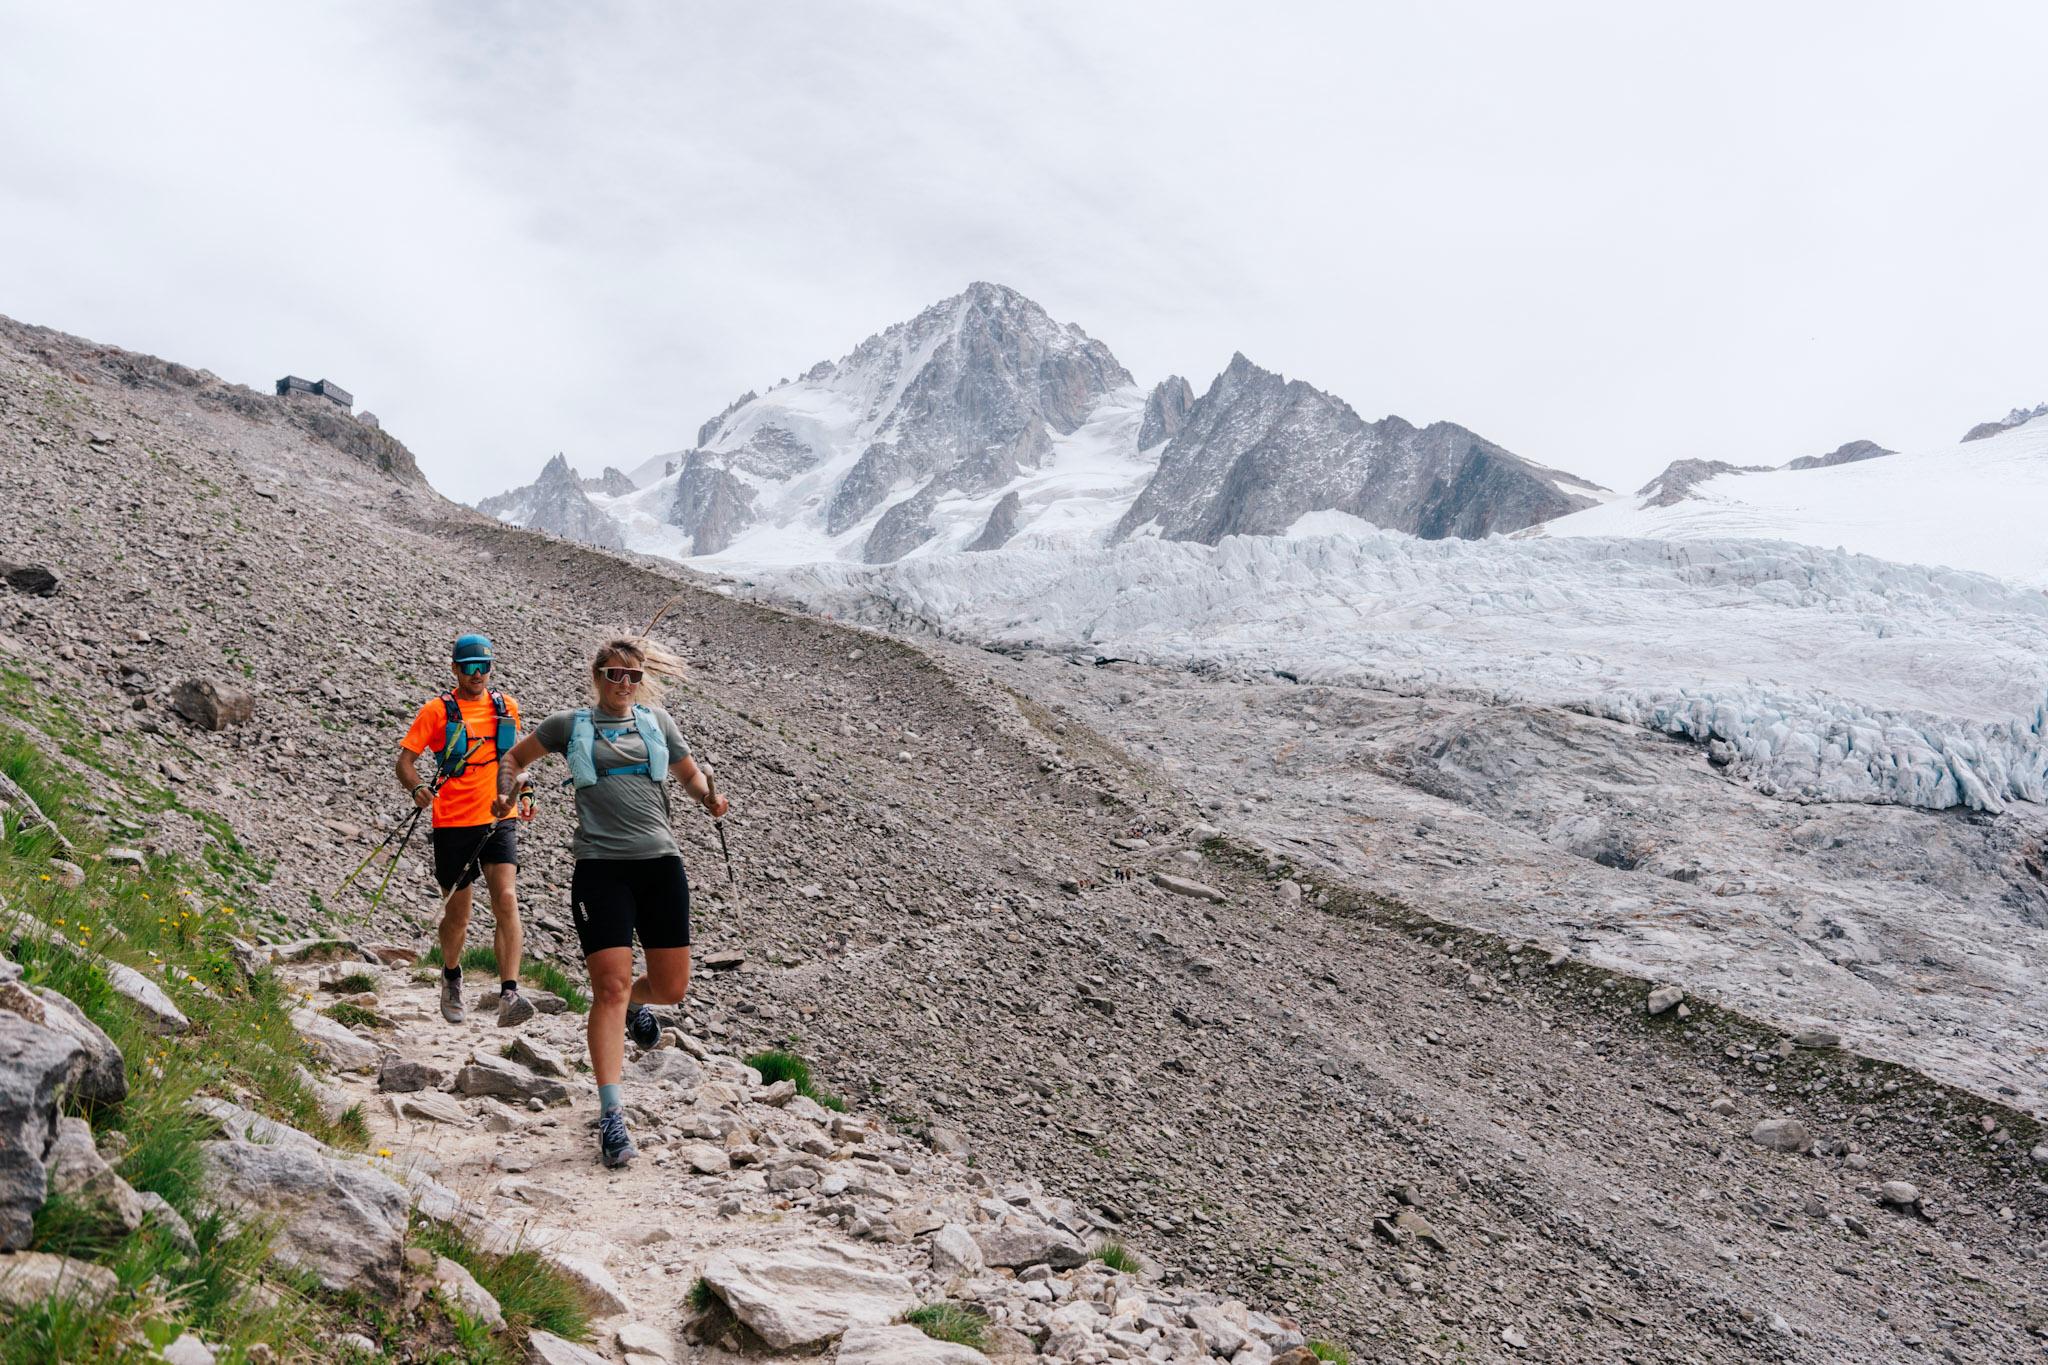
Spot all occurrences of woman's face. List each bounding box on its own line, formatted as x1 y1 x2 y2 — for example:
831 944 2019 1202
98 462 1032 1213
594 654 641 711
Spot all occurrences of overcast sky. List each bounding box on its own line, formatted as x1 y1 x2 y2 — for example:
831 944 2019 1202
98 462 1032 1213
4 2 2045 503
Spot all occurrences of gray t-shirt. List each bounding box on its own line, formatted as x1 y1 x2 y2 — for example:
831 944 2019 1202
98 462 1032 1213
530 705 692 861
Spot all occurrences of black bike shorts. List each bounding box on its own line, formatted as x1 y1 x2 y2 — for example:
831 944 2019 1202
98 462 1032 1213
570 856 691 958
432 823 518 893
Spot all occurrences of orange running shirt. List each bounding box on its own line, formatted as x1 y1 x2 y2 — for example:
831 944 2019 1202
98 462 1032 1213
399 691 523 829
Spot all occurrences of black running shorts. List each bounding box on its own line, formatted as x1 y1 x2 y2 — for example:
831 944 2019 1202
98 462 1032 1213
570 856 691 958
432 823 517 893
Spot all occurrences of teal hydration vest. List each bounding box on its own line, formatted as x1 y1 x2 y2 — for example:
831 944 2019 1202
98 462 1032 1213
437 690 516 780
566 706 668 788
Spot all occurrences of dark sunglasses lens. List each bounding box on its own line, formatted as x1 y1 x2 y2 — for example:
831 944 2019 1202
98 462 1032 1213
460 661 491 675
604 668 643 684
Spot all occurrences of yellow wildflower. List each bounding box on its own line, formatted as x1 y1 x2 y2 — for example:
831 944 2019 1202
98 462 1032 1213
377 1148 393 1159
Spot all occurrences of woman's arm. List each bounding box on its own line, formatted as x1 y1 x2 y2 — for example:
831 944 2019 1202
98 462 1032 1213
491 733 549 818
669 753 728 818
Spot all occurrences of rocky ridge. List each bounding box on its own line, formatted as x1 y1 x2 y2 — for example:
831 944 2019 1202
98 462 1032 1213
478 453 626 550
3 311 2046 1361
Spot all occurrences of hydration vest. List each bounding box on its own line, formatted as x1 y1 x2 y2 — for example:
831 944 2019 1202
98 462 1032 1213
436 690 516 780
566 706 668 789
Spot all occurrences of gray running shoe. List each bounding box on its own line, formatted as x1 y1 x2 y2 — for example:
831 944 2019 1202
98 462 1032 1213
438 973 464 1024
625 1003 661 1050
496 989 536 1027
598 1110 636 1168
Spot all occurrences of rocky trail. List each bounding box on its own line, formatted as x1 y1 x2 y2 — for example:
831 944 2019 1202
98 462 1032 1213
0 313 2045 1362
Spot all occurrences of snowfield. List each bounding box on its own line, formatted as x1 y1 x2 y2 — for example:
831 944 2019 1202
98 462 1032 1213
760 530 2048 812
1540 414 2048 588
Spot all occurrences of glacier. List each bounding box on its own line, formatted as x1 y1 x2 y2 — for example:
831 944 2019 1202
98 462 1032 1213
758 529 2048 812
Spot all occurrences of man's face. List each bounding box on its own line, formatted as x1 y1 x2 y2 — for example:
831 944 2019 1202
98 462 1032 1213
452 659 492 697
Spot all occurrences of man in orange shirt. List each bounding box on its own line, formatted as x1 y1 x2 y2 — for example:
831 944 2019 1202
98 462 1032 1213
396 633 535 1027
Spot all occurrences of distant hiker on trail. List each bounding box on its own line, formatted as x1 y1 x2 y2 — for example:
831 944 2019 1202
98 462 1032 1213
491 637 728 1168
395 632 536 1028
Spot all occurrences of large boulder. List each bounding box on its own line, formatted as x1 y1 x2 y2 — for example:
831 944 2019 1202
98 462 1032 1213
199 1137 408 1295
838 1324 994 1365
169 680 255 731
0 1013 87 1249
699 1243 919 1350
971 1215 1088 1270
29 987 126 1106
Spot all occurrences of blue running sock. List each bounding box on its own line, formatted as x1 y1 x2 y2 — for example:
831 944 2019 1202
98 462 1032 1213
598 1083 622 1114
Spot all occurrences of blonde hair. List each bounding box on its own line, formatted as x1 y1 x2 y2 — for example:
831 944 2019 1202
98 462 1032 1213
591 637 685 706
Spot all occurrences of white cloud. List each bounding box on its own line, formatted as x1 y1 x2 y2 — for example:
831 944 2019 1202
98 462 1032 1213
2 1 2044 502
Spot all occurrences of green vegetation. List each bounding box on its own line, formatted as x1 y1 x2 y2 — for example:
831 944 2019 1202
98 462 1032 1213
746 1047 847 1111
329 970 379 995
421 943 589 1012
322 1000 389 1031
904 1303 989 1350
1308 1341 1352 1365
1091 1238 1141 1274
686 1276 717 1314
412 1218 593 1343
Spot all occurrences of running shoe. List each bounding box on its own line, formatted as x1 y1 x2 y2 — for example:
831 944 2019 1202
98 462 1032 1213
438 973 464 1024
625 1003 661 1050
496 989 536 1028
598 1109 637 1168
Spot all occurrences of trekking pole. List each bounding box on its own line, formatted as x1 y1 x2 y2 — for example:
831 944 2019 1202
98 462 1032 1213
705 767 737 890
336 802 425 898
358 804 428 918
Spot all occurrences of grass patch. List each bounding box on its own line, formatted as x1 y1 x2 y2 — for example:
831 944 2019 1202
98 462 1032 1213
687 1276 716 1314
322 1000 388 1030
746 1048 846 1111
1308 1342 1351 1365
421 943 589 1012
412 1217 593 1342
904 1303 988 1350
328 970 379 995
1091 1238 1141 1273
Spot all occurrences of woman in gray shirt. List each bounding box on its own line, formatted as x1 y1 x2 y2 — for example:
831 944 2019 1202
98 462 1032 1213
494 638 728 1168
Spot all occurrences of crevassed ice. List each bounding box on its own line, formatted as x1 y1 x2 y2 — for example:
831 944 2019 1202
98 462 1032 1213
762 529 2048 812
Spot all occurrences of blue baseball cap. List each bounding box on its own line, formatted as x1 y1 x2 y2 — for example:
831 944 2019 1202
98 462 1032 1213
452 633 494 664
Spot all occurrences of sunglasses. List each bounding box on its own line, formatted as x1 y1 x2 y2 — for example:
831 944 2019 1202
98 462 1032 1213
600 667 644 685
457 660 492 676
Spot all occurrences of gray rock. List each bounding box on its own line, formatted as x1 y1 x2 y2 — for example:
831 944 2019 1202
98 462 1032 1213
545 1251 630 1316
169 679 254 731
0 1012 87 1249
972 1215 1089 1269
160 1333 217 1365
45 1116 144 1233
699 1243 919 1349
616 1322 673 1361
138 1189 197 1252
1879 1180 1921 1207
0 956 17 984
634 1048 703 1088
28 987 126 1106
930 1222 984 1278
391 1091 470 1125
1645 984 1684 1015
1791 1029 1841 1049
1152 873 1226 904
103 959 188 1034
453 1051 569 1105
199 1137 408 1294
290 1008 379 1071
377 1056 446 1093
434 1253 504 1329
194 1098 326 1153
0 1249 118 1310
1749 1117 1812 1154
476 454 625 550
508 1035 569 1077
526 1330 609 1365
837 1324 994 1365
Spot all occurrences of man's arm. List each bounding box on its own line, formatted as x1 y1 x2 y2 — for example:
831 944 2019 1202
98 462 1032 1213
491 734 548 818
395 748 433 810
